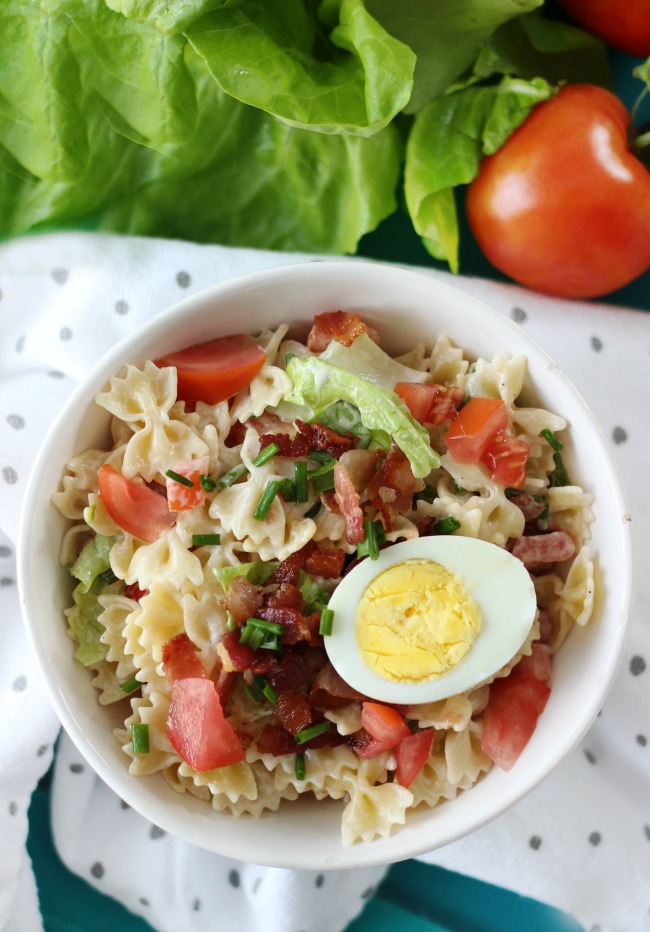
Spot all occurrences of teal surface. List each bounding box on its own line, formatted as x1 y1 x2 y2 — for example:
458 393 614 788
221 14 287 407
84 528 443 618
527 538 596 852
28 766 584 931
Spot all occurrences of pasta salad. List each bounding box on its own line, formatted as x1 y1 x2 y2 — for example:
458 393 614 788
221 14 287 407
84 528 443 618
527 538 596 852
53 311 595 845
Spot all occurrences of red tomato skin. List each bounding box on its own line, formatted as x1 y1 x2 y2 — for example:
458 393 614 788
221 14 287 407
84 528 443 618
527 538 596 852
154 334 266 406
557 0 650 57
162 633 207 685
97 463 176 543
512 642 552 683
444 398 508 464
396 729 435 787
361 702 412 747
394 382 463 425
466 85 650 300
481 674 551 772
480 432 530 489
166 457 209 513
167 678 244 772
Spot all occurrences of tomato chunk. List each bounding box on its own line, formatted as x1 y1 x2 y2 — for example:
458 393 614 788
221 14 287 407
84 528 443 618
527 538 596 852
162 633 207 685
394 383 464 425
396 728 435 787
481 674 551 772
98 463 176 543
480 432 530 489
361 702 411 748
154 334 266 406
166 678 244 771
444 398 508 464
512 642 552 683
166 457 209 512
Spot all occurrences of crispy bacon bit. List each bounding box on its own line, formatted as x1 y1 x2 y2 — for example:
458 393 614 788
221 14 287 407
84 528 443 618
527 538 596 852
367 444 424 531
271 542 316 585
266 582 306 614
217 630 256 672
320 490 340 514
511 530 575 568
304 547 345 579
268 648 314 693
247 412 287 436
214 669 238 705
224 420 247 448
309 661 368 710
334 462 365 545
162 633 207 685
512 492 546 522
257 724 298 756
306 310 380 353
274 690 314 734
225 575 264 624
258 605 322 646
125 583 149 602
417 515 436 537
259 419 356 460
337 449 380 491
259 431 310 457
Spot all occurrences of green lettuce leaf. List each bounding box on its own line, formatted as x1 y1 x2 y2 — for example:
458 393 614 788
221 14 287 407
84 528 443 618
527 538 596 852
320 332 428 389
365 0 543 114
66 580 110 667
104 0 243 33
297 569 331 613
70 534 116 593
214 561 278 592
285 354 440 479
404 76 554 272
186 0 416 135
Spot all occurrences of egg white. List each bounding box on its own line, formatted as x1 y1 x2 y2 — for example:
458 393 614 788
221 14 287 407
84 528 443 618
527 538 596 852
324 536 537 705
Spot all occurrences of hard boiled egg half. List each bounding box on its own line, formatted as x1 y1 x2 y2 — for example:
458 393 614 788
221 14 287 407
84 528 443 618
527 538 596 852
324 536 536 705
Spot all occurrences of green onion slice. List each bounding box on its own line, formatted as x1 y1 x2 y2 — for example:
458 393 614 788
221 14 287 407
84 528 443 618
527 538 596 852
97 567 118 585
295 752 307 781
253 480 282 520
216 464 248 490
356 519 386 561
308 450 336 465
548 452 571 488
295 721 331 745
199 474 216 492
165 469 194 488
191 533 221 547
239 617 284 651
319 608 334 636
119 676 140 694
262 681 278 705
540 428 563 451
252 443 280 467
131 723 150 754
294 461 308 503
436 516 461 535
414 483 437 505
304 500 322 520
310 469 335 495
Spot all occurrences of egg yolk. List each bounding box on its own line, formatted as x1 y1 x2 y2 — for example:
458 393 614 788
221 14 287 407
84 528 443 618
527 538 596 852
355 559 482 683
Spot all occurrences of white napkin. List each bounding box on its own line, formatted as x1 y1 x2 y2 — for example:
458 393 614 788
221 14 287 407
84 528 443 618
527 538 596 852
1 232 648 932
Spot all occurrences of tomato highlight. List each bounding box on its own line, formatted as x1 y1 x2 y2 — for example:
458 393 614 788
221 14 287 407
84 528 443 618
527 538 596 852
481 674 551 772
166 677 245 772
97 463 176 543
395 729 435 787
444 398 508 463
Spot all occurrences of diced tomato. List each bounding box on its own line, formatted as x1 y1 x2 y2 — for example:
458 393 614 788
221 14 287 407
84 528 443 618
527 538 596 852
154 334 266 406
166 456 209 512
481 674 551 772
395 729 435 787
162 633 207 685
124 583 149 602
361 702 411 748
166 677 245 771
394 383 464 425
512 642 552 683
480 432 530 489
444 397 508 464
98 463 176 543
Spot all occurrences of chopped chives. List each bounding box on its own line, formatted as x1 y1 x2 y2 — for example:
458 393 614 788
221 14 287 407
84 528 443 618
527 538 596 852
262 681 278 705
119 676 140 694
253 479 281 520
319 608 334 636
245 680 265 704
294 461 308 503
278 478 297 502
540 428 563 451
131 723 150 754
239 617 284 651
304 500 322 520
537 502 550 531
436 516 461 535
453 482 466 496
308 461 336 478
191 533 221 547
165 469 194 488
356 518 385 561
548 452 571 487
308 450 336 465
97 567 118 585
504 487 523 499
310 469 335 495
295 752 306 781
414 483 437 504
252 443 280 467
295 721 331 745
216 464 248 490
199 474 216 491
239 624 266 651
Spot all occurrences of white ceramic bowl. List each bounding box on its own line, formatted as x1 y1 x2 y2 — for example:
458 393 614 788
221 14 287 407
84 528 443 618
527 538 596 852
18 261 632 870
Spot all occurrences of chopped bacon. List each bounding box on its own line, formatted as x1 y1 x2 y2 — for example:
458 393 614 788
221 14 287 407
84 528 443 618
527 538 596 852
249 650 280 676
125 583 149 602
367 444 424 531
309 661 368 710
257 724 298 756
304 547 345 579
511 492 546 522
217 630 255 672
337 449 380 491
320 490 340 514
214 669 238 705
247 412 288 436
271 542 316 585
511 530 575 568
266 582 306 614
417 515 436 537
224 420 247 448
259 419 356 460
274 690 314 735
334 462 365 544
162 633 207 685
258 605 322 647
268 647 320 693
224 575 264 624
347 728 392 759
306 310 380 353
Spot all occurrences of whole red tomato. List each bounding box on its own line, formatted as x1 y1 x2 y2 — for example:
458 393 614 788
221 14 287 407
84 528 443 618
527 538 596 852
466 84 650 300
557 0 650 57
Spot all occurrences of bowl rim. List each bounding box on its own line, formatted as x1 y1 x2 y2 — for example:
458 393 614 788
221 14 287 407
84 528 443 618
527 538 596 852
17 258 634 869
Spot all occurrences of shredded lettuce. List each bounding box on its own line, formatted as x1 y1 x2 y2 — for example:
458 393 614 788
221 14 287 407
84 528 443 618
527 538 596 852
320 333 428 390
214 561 278 592
66 580 110 667
70 534 116 593
285 355 440 479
